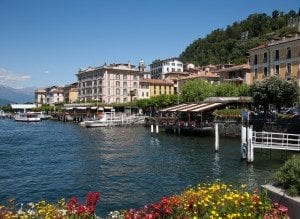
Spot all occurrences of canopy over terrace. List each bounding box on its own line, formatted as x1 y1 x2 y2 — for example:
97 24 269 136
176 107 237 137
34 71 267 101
159 102 225 127
159 102 223 113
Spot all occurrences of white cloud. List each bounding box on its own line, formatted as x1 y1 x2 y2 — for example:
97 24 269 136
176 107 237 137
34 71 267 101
0 67 31 87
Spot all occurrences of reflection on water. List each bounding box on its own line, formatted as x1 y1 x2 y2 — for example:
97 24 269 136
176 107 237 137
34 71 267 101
212 153 221 179
0 120 289 217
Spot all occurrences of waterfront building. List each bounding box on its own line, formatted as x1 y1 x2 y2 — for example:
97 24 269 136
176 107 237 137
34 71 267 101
63 83 78 103
35 89 47 107
46 86 64 105
164 72 190 94
214 64 252 85
150 57 183 79
248 34 300 86
177 69 219 93
139 79 174 99
77 61 148 104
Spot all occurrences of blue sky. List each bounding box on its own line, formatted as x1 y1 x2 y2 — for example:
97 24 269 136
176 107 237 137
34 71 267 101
0 0 299 88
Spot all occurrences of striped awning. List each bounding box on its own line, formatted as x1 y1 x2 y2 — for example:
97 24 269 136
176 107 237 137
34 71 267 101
159 102 223 113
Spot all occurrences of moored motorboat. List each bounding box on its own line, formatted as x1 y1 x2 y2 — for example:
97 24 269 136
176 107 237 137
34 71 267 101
14 112 41 122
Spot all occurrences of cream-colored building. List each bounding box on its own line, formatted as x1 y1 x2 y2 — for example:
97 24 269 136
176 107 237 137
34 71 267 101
249 34 300 86
35 89 47 107
215 64 252 85
150 57 183 79
77 62 147 104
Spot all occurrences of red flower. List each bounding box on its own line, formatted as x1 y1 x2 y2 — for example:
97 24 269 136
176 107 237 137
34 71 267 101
86 191 100 207
76 204 87 215
67 196 78 213
278 204 288 215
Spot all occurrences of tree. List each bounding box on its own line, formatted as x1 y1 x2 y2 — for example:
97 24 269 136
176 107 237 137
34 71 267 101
180 80 214 102
249 76 298 112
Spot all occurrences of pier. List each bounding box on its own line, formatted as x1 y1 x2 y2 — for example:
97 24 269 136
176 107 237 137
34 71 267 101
241 127 300 162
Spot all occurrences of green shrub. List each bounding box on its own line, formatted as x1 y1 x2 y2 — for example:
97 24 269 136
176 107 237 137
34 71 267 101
273 155 300 196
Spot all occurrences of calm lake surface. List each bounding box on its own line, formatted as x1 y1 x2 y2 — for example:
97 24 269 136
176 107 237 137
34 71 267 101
0 119 288 217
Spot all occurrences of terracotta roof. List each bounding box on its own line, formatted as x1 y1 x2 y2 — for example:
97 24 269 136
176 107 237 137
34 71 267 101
179 71 219 81
215 64 250 73
248 44 267 52
140 78 174 85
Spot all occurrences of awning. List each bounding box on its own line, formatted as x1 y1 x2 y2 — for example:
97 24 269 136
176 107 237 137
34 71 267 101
159 102 223 113
76 107 87 110
159 104 187 112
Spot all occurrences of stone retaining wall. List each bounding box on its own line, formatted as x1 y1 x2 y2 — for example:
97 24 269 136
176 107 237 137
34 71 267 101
262 184 300 219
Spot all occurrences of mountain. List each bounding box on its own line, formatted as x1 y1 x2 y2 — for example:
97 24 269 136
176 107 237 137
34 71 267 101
180 9 299 66
0 85 35 105
0 98 11 106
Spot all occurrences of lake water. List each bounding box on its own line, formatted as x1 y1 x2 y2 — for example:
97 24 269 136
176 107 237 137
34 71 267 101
0 119 288 217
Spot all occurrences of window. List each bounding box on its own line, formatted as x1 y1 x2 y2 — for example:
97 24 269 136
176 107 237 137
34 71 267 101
254 54 258 65
116 88 120 95
263 52 267 63
116 74 120 79
154 85 156 94
263 67 268 77
116 98 120 103
287 63 291 75
107 88 110 95
123 89 127 96
116 81 120 87
123 75 127 80
275 65 279 75
123 82 127 88
254 68 258 77
286 47 291 59
107 81 110 86
172 63 175 66
142 92 144 97
123 97 127 102
275 50 279 61
146 92 149 97
167 67 169 72
172 68 175 72
133 82 138 88
133 75 138 80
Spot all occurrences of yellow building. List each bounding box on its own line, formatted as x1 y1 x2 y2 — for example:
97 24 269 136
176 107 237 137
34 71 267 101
248 34 300 86
139 79 174 98
63 83 78 103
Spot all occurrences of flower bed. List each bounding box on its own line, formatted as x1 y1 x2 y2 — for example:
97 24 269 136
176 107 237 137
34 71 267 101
109 182 289 219
0 192 100 219
0 183 290 218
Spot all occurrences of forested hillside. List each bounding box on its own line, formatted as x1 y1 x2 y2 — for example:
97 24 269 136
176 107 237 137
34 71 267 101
180 9 299 66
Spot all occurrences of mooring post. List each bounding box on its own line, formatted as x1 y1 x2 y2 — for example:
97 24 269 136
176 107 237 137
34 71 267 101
215 123 219 152
241 126 247 160
247 126 254 162
156 124 159 133
151 124 154 133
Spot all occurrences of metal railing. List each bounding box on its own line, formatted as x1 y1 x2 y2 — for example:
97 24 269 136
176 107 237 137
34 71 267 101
252 131 300 151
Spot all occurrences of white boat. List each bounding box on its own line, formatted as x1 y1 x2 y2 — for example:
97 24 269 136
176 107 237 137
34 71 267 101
85 111 122 128
36 111 51 120
14 112 41 122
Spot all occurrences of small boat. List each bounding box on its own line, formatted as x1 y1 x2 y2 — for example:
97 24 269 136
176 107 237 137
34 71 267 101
14 112 41 122
85 112 122 128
